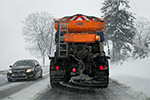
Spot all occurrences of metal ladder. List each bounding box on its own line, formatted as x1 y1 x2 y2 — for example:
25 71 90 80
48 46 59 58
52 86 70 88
58 22 68 58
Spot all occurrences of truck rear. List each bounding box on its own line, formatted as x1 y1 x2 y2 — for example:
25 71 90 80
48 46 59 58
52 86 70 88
49 14 110 88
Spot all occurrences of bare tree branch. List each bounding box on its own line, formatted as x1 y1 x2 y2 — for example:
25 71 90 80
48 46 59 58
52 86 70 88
22 12 54 66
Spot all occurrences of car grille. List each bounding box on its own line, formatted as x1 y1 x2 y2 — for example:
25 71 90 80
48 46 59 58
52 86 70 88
13 69 26 74
11 74 27 79
11 69 27 79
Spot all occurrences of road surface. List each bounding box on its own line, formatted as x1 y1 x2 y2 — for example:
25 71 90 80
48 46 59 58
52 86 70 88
0 67 137 100
35 79 136 100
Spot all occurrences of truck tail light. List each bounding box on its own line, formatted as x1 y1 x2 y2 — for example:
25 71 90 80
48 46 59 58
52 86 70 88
99 66 108 70
56 66 59 70
106 66 108 69
99 66 103 70
72 68 76 72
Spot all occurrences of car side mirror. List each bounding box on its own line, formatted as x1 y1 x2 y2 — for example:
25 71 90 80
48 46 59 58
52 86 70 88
9 65 12 68
36 64 40 67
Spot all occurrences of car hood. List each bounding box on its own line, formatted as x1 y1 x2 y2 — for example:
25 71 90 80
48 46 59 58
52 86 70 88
12 66 32 70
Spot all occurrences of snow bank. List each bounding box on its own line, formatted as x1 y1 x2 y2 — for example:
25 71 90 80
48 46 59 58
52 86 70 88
110 57 150 98
0 75 7 86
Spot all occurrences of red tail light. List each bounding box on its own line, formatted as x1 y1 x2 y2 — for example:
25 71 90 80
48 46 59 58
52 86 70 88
50 66 53 69
99 66 108 70
72 68 76 72
99 66 103 70
56 66 59 70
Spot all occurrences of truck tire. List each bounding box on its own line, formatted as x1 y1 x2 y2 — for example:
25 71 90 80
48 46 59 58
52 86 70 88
103 59 109 88
50 79 59 88
103 75 109 88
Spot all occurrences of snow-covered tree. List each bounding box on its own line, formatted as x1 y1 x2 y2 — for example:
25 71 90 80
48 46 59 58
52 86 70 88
101 0 135 62
22 12 54 66
132 17 150 59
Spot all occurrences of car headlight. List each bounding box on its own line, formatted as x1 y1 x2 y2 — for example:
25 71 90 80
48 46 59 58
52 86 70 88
8 70 12 73
26 69 34 73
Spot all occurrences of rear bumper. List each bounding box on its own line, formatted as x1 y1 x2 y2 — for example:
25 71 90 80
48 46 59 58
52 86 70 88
50 70 66 76
50 70 66 82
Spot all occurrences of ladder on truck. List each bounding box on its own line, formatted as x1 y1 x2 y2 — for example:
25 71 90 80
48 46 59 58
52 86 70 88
58 21 68 58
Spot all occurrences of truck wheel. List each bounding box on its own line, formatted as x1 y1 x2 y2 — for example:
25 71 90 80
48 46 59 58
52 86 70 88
103 75 109 88
51 83 58 88
103 84 108 88
50 81 59 88
64 69 71 82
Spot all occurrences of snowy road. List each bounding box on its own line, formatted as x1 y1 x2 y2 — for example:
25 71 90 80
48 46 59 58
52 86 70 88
35 79 136 100
0 75 49 100
0 67 139 100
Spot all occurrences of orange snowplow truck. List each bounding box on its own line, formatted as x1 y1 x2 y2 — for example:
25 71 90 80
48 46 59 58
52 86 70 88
50 14 110 88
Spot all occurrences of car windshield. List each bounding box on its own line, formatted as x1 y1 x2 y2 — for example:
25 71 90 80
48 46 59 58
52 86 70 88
13 60 34 67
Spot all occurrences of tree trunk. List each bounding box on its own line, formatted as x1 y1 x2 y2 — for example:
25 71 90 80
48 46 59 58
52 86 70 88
112 40 115 62
117 48 121 61
42 56 45 66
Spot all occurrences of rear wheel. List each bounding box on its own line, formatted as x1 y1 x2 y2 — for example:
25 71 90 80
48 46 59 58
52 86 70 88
51 82 59 88
50 58 66 88
50 78 59 88
64 68 71 82
103 75 109 88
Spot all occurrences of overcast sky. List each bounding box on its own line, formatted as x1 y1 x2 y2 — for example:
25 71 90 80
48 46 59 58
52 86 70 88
0 0 150 70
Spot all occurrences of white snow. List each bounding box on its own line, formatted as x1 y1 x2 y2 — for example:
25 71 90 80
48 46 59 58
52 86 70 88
110 57 150 98
0 74 7 85
3 76 49 100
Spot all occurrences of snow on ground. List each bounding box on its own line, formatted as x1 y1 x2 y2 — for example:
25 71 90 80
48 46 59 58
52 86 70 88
3 76 50 100
0 74 7 83
0 71 8 86
110 57 150 99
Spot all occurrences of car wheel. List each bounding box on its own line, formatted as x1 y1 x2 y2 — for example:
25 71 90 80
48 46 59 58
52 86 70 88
29 74 37 81
39 70 43 78
8 78 12 82
33 74 37 80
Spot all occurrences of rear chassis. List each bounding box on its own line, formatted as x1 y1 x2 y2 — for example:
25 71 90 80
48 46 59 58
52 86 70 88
50 55 109 88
